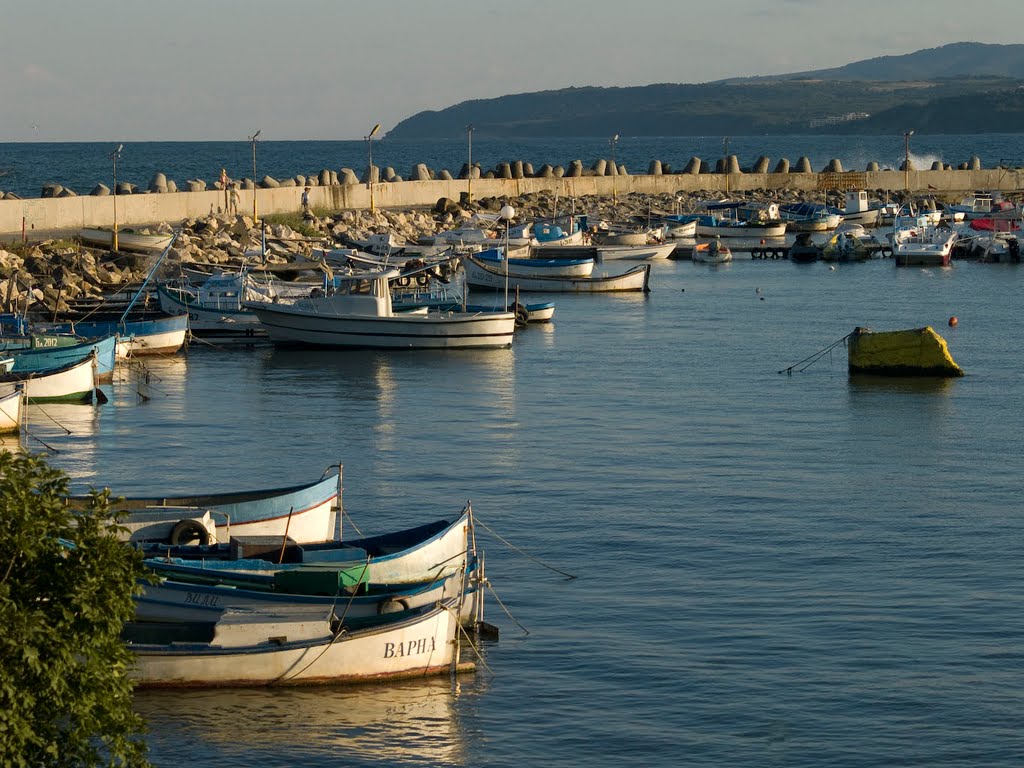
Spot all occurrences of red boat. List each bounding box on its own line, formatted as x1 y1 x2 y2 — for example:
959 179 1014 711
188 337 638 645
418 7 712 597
969 217 1021 232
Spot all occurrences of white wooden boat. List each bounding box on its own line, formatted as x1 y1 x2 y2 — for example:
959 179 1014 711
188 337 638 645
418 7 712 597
80 228 175 253
595 242 676 261
462 255 651 293
470 248 594 277
246 269 515 350
0 351 98 403
138 509 472 588
0 387 23 434
125 600 470 688
134 566 473 625
67 469 342 545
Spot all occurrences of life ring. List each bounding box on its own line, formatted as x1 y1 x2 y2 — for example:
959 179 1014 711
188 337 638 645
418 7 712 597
169 518 210 546
377 597 411 615
416 274 430 287
395 276 411 287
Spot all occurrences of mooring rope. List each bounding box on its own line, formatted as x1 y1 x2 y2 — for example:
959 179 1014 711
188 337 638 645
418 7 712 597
485 580 530 636
473 515 577 580
777 332 853 375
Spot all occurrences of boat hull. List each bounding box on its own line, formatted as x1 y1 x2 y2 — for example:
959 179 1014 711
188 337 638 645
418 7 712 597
0 387 22 433
68 472 341 545
462 256 651 293
596 242 676 261
0 353 96 403
127 602 465 688
8 334 117 383
80 228 174 253
248 302 515 349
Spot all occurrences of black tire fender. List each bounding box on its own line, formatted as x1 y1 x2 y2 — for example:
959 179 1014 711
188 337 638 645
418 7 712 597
169 518 211 546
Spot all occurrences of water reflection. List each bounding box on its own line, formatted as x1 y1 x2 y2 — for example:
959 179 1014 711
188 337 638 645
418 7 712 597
847 374 957 397
135 678 468 766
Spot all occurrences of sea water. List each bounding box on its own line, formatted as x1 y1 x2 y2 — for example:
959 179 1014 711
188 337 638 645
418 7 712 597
19 254 1024 767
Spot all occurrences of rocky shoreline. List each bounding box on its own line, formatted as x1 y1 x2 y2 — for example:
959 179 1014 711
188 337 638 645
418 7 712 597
0 185 1011 317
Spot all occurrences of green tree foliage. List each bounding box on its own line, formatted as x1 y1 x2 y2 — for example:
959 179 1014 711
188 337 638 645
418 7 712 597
0 452 150 767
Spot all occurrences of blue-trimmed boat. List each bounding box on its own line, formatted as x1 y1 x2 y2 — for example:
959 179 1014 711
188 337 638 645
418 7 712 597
49 313 188 357
8 334 117 383
471 248 594 278
66 468 343 545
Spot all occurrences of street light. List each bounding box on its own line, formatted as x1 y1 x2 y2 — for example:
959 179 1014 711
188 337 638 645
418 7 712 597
500 204 515 308
723 136 731 196
249 129 261 222
904 129 914 193
366 123 381 213
610 134 619 206
110 144 123 251
466 124 474 204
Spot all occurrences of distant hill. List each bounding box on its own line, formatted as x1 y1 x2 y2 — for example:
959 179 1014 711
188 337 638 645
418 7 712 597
388 43 1024 138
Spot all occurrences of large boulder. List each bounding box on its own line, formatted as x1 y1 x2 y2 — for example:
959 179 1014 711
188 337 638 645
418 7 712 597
648 160 663 175
260 176 280 188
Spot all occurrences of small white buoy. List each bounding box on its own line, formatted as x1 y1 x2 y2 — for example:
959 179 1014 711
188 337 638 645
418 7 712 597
755 287 763 294
829 265 836 271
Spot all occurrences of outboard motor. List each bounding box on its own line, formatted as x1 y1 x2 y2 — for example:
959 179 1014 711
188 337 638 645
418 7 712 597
1008 237 1020 263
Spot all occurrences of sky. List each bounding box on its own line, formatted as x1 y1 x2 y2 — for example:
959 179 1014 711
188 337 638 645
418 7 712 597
3 0 1023 142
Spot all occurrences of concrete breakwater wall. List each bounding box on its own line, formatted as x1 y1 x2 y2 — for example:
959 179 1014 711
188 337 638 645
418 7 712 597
1 158 1022 238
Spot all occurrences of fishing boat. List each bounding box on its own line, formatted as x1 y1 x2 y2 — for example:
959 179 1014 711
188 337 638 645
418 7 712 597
655 217 698 239
7 333 118 383
133 508 482 628
79 228 175 253
66 468 343 545
779 203 843 232
0 351 100 403
691 238 732 264
0 386 23 434
133 564 473 626
124 599 471 688
137 510 472 587
157 271 316 340
468 248 595 278
246 269 516 350
594 242 676 261
461 254 651 293
48 232 189 354
50 313 188 356
847 326 964 377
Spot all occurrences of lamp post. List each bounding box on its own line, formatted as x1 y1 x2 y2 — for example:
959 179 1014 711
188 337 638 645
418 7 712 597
610 134 619 206
500 204 515 309
366 123 381 213
466 124 474 204
110 144 123 251
723 136 731 196
249 129 261 222
904 129 914 193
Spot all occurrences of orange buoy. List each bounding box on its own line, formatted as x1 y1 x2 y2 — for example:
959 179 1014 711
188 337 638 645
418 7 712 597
949 316 958 327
